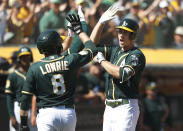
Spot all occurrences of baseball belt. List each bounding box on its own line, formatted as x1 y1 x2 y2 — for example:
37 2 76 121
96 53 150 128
106 99 129 108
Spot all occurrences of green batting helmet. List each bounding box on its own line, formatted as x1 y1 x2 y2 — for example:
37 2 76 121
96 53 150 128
36 30 63 55
116 18 139 40
18 46 33 62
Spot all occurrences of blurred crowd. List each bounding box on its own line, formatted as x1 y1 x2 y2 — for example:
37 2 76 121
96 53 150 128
0 0 183 48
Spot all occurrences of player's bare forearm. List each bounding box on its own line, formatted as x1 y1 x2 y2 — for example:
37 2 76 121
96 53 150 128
20 109 28 116
31 96 37 117
62 36 73 52
90 22 104 45
79 32 91 44
101 60 120 78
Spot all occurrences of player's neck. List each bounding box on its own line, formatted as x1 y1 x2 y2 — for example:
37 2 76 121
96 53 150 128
19 65 29 73
122 44 134 51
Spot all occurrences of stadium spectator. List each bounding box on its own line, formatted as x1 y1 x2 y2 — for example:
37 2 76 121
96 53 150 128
170 0 183 26
125 1 140 22
137 0 161 47
141 81 169 131
39 0 67 35
83 63 105 103
9 0 35 44
173 26 183 48
0 0 9 44
149 0 175 48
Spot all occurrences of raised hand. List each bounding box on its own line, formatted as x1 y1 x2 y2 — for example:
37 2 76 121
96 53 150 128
66 14 83 35
99 5 119 24
78 5 85 22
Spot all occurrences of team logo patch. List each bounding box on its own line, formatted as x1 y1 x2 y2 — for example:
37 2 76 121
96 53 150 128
122 21 128 27
131 54 138 66
79 50 88 55
21 48 29 52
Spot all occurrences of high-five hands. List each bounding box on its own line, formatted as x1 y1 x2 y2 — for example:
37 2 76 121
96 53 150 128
78 5 85 22
99 6 119 24
66 14 83 35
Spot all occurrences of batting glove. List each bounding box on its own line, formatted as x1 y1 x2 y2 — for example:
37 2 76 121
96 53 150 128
67 22 73 37
99 5 119 24
20 125 30 131
78 6 85 22
20 116 30 131
95 52 105 64
66 14 83 35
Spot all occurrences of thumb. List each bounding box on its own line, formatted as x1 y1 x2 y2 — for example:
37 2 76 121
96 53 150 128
78 5 85 22
67 21 71 27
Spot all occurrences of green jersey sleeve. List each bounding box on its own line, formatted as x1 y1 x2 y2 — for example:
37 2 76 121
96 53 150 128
20 67 35 110
119 52 146 83
5 73 15 94
68 40 98 69
6 94 15 117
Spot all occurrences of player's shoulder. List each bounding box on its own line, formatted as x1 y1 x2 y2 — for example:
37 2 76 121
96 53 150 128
28 61 41 72
7 71 16 78
130 47 145 58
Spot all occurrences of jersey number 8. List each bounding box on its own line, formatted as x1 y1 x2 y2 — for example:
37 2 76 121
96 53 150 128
51 74 66 95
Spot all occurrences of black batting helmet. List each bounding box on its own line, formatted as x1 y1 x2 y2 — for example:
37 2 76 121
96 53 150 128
36 30 64 55
116 18 139 40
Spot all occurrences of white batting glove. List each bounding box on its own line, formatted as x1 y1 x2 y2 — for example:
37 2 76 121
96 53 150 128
95 52 105 64
67 22 73 37
78 6 85 22
99 5 119 24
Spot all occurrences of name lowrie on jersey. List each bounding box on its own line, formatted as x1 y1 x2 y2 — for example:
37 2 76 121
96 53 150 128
40 60 69 75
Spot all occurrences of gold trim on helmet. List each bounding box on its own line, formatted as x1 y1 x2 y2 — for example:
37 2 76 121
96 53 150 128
18 52 31 57
60 35 66 41
115 26 134 32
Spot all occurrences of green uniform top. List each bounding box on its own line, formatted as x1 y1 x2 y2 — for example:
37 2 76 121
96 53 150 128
143 96 168 131
5 69 26 117
39 9 65 33
98 45 146 99
21 40 98 110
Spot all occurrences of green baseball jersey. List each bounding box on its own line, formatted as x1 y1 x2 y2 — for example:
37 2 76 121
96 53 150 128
5 69 26 102
5 69 26 116
21 41 97 110
143 96 168 131
97 45 146 99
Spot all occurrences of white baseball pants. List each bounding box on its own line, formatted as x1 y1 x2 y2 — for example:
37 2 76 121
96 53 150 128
37 106 76 131
103 99 139 131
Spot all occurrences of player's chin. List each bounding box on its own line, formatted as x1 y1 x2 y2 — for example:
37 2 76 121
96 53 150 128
119 42 125 48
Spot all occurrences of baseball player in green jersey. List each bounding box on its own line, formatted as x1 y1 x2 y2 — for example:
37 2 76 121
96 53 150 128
5 46 37 131
19 14 98 131
90 6 146 131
